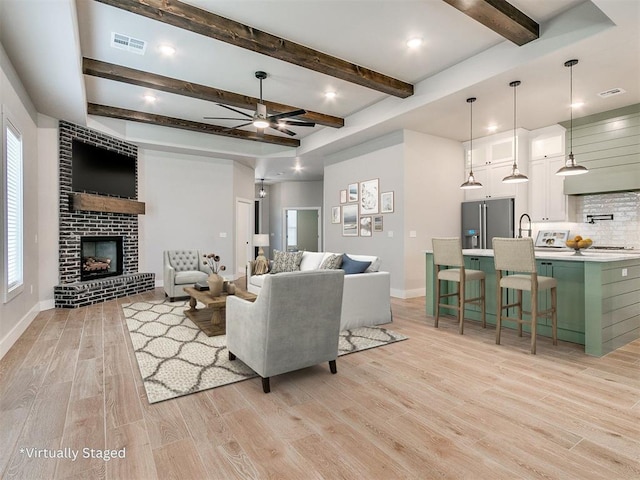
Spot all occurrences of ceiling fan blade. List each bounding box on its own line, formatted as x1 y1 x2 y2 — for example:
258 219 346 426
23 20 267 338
223 122 253 131
268 109 307 122
216 104 254 118
269 123 297 136
203 117 248 120
278 120 316 127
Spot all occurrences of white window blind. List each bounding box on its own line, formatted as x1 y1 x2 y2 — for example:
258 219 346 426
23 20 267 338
4 117 23 302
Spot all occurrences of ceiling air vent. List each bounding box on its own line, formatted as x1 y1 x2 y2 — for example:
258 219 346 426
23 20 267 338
110 32 147 55
598 87 626 98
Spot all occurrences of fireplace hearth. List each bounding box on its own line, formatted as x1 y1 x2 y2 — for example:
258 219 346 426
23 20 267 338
80 236 123 281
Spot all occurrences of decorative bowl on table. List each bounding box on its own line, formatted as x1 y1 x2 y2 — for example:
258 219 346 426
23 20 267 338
565 236 593 255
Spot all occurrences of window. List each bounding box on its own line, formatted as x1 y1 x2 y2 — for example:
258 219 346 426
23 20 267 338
3 110 23 303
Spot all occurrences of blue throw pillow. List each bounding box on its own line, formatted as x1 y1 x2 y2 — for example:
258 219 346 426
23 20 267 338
341 254 371 275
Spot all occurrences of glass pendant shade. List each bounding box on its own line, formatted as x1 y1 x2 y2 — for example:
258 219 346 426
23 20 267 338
556 59 588 176
502 80 528 184
258 178 267 198
460 97 483 190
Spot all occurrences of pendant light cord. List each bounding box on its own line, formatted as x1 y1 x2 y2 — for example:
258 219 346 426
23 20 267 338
513 82 517 169
469 98 474 175
569 63 573 155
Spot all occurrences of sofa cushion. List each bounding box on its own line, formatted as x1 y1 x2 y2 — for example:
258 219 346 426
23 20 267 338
341 254 371 275
175 270 208 285
299 251 326 271
346 254 380 272
320 254 343 269
270 250 304 274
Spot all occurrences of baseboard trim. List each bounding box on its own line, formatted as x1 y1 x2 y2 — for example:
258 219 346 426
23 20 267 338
0 303 39 361
390 287 425 299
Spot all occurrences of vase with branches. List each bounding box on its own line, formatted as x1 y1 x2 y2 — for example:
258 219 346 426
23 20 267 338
204 253 226 296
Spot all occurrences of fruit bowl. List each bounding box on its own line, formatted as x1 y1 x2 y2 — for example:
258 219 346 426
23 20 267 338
565 236 593 255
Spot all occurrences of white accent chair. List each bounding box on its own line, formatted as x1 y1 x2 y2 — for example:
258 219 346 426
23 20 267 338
493 237 558 354
163 250 210 301
432 237 486 334
226 270 344 393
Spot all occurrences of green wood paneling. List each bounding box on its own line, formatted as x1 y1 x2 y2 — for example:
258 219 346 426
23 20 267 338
563 104 640 195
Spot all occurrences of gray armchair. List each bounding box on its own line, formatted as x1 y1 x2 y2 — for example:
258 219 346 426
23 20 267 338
163 250 210 301
226 270 345 393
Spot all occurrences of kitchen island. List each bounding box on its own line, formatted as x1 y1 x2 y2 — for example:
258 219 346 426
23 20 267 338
425 249 640 356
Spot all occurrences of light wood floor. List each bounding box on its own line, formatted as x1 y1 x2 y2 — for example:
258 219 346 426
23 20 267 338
1 287 639 479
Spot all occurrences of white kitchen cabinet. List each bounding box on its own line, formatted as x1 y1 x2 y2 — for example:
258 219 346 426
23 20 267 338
530 156 567 221
530 125 565 160
464 163 521 201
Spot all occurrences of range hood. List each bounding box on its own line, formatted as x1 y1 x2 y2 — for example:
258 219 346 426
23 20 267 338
561 104 640 196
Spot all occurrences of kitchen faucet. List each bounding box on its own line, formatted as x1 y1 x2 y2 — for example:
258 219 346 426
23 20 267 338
518 213 532 238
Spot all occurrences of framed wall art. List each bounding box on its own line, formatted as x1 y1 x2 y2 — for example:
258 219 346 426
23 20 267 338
359 178 379 215
340 189 347 204
342 204 358 236
380 191 394 213
360 216 372 237
331 206 341 224
348 183 358 203
373 215 383 232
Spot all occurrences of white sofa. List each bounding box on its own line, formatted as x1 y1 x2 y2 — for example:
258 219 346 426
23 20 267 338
246 252 392 331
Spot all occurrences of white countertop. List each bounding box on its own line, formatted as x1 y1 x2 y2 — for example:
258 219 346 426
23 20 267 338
425 249 640 262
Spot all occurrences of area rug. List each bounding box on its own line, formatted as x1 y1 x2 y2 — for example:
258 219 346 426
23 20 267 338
123 300 408 403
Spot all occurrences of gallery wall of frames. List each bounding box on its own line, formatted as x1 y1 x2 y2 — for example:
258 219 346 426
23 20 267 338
331 178 394 237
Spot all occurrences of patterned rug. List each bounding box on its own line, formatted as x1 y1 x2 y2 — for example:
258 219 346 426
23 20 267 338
123 300 408 403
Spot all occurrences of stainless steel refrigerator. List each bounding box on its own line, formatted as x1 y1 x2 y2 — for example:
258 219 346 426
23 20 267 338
461 198 515 249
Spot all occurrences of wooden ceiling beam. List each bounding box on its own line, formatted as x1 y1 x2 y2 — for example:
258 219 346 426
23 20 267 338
443 0 539 46
94 0 413 98
83 58 344 128
87 103 300 147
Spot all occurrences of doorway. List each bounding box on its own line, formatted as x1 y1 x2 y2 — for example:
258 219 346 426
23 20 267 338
236 198 252 275
284 208 321 252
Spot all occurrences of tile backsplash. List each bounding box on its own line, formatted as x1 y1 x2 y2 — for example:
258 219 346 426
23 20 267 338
532 192 640 249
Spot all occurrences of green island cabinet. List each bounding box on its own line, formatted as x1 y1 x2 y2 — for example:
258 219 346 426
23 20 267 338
425 251 640 356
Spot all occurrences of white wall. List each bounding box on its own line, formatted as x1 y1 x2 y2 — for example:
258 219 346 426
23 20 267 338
139 149 236 284
0 45 40 359
404 130 465 296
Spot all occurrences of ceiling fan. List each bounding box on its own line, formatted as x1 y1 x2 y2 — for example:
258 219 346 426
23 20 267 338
204 71 315 136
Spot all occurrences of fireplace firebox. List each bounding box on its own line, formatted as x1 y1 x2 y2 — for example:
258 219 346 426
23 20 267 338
80 236 123 281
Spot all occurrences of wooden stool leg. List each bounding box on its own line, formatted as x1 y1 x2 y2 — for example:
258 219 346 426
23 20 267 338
458 280 465 335
434 275 441 328
517 290 523 337
531 287 538 355
551 287 558 346
480 278 486 328
496 284 503 345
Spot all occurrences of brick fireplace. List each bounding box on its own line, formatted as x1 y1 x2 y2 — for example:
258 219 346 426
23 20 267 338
54 121 154 308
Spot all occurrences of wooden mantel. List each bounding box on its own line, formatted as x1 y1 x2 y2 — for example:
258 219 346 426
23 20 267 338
70 193 145 215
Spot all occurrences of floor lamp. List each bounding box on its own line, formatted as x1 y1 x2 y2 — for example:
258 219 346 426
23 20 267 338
253 234 270 275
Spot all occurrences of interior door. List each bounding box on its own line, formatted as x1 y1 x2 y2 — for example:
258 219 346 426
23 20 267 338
236 199 252 275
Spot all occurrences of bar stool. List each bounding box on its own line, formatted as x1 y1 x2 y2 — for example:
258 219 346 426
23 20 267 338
492 237 558 354
432 237 486 334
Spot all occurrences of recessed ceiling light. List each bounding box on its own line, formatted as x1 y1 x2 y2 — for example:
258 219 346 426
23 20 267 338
294 164 302 172
406 37 423 48
325 91 337 99
143 94 156 102
159 44 175 56
487 125 498 133
571 101 584 108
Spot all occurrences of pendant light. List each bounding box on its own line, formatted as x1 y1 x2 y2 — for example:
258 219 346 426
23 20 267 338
502 80 529 184
460 97 483 190
258 178 267 198
556 59 588 176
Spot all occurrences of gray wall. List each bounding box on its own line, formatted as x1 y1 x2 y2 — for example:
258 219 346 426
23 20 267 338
323 130 464 297
268 181 323 253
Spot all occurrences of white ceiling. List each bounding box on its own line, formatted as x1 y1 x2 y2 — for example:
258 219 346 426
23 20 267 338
1 0 638 184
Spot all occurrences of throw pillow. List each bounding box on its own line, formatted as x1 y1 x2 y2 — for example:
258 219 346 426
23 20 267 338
270 250 304 274
341 254 371 275
320 254 343 270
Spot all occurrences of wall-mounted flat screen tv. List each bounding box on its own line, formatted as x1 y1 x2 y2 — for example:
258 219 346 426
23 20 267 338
72 140 137 198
